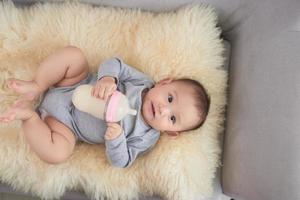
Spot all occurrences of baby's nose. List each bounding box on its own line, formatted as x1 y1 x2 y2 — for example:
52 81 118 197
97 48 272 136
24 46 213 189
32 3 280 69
159 105 170 116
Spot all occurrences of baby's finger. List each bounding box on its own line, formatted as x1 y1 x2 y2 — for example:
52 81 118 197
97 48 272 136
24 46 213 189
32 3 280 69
110 84 117 93
103 87 113 101
106 126 113 133
91 84 100 97
103 90 109 101
107 122 117 128
106 122 114 127
106 85 118 100
91 86 96 96
109 122 121 129
98 85 106 99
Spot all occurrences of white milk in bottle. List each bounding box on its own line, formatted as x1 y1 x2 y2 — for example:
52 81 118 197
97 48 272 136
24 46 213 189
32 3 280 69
72 84 137 122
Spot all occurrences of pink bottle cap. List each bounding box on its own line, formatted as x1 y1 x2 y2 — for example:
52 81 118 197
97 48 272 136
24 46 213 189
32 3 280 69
105 91 122 122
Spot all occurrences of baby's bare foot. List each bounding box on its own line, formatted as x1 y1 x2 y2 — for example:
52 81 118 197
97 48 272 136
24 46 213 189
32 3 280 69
6 78 42 101
0 100 34 123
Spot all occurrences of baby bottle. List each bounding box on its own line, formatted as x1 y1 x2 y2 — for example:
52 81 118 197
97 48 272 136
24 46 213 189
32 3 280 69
72 84 137 122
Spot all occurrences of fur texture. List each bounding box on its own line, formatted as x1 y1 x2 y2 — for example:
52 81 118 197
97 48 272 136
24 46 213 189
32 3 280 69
0 1 227 199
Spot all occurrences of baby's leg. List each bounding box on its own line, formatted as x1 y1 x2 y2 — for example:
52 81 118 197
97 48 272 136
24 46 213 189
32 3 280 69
7 46 89 100
23 115 76 164
0 100 75 164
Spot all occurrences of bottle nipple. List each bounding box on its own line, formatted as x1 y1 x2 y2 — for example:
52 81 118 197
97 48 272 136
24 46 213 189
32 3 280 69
105 91 138 122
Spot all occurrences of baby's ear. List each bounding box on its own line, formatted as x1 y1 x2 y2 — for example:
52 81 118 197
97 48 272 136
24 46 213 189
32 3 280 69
157 78 173 85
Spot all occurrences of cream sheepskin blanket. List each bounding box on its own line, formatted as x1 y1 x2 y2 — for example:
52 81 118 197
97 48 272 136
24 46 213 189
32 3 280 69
0 1 227 199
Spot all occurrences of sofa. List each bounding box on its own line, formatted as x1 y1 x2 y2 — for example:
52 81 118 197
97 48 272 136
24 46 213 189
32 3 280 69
1 0 299 200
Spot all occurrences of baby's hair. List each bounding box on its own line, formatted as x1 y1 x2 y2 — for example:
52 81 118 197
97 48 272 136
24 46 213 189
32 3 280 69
175 78 210 131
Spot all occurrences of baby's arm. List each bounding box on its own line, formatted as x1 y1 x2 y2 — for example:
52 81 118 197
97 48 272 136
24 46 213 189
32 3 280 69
97 57 153 88
104 128 160 168
92 57 151 101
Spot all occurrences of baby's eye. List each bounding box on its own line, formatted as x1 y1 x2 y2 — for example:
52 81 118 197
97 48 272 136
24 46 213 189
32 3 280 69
170 115 176 124
168 94 173 103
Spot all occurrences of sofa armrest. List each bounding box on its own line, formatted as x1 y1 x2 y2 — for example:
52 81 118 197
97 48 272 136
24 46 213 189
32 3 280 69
222 0 300 200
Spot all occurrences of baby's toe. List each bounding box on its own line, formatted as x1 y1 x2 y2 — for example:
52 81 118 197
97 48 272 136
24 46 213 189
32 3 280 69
7 113 16 121
0 114 11 123
6 79 16 89
6 78 13 86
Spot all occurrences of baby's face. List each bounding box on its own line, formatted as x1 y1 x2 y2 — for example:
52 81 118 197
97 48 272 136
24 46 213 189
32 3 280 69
141 80 201 132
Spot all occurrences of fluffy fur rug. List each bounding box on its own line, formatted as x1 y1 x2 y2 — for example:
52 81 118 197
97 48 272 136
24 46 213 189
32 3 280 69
0 1 227 199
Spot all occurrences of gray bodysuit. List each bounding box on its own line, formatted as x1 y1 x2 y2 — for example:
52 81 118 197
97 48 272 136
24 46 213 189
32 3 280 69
37 58 160 168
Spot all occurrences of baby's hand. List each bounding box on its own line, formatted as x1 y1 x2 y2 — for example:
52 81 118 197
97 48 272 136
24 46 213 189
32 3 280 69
91 76 117 101
105 122 123 140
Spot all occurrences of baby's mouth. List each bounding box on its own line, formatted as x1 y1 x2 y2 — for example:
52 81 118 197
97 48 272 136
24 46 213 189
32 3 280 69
151 103 155 118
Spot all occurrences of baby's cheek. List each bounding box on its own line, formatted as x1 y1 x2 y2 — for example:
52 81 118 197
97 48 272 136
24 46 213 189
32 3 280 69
156 119 169 130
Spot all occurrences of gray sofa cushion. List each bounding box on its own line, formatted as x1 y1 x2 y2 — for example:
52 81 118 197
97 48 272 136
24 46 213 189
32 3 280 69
222 0 300 199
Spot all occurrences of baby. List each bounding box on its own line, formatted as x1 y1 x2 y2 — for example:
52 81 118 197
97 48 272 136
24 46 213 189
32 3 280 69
0 46 210 168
